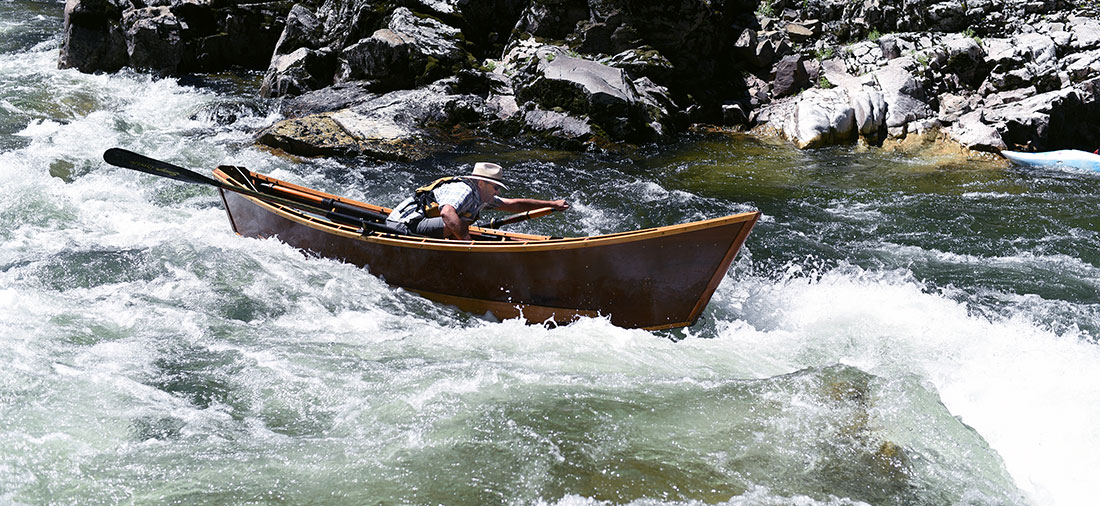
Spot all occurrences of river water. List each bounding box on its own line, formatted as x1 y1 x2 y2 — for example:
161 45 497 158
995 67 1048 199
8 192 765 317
3 2 1099 505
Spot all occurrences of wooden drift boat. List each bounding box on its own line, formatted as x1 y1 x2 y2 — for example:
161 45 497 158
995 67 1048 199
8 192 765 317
212 166 760 330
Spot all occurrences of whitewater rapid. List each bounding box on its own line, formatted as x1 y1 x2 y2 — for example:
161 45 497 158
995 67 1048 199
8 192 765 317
3 9 1100 505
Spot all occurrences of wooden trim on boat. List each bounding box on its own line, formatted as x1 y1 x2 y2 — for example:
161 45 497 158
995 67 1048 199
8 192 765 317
684 210 758 325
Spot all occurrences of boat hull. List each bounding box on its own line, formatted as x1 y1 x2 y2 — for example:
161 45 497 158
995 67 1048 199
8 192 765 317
1002 149 1100 171
214 168 758 330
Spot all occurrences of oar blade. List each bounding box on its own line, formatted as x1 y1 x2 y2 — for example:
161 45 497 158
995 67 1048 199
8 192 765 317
103 148 220 187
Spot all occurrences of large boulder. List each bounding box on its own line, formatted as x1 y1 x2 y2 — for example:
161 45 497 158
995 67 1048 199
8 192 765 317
783 87 856 148
256 78 500 160
513 48 661 142
772 54 809 98
330 7 473 95
58 0 128 73
260 47 337 98
122 7 184 74
59 0 291 74
944 111 1005 152
872 60 934 134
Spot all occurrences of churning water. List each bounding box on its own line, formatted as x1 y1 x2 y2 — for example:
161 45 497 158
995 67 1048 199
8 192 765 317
2 2 1099 504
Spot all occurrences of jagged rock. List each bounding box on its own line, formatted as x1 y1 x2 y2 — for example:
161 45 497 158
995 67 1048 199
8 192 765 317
602 48 676 85
722 102 748 126
256 82 493 160
983 87 1096 149
785 23 815 43
733 28 757 63
1065 50 1100 82
260 47 337 98
851 86 887 144
772 55 809 98
59 0 290 74
937 92 973 122
522 107 594 147
271 4 322 57
514 50 659 142
1016 33 1057 66
936 34 988 88
633 76 682 134
945 111 1004 151
255 112 365 157
281 81 378 117
59 0 128 72
872 61 934 131
514 0 590 40
122 7 183 74
1068 16 1100 51
879 35 902 60
334 7 471 92
754 39 776 69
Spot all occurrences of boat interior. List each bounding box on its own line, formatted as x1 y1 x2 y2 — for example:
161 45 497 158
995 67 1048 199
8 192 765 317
215 165 556 243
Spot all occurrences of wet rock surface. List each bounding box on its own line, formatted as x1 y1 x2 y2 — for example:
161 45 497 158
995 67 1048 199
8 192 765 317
61 0 1100 155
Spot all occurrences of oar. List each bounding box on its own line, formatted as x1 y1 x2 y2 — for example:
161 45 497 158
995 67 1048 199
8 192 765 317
484 207 557 229
102 148 404 236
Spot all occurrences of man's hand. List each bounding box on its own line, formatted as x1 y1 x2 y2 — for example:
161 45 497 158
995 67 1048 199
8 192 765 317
546 199 569 211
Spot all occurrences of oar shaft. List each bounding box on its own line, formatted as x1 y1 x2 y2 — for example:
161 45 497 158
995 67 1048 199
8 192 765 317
486 207 556 229
261 183 390 223
103 148 403 236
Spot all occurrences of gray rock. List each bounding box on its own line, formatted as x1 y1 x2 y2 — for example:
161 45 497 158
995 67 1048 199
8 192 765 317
260 47 337 98
59 0 128 73
60 0 291 75
1016 33 1057 65
945 111 1005 152
722 102 747 126
271 4 322 57
931 34 988 88
513 0 590 40
522 107 594 146
772 55 809 98
282 81 378 117
603 48 676 85
851 86 887 144
335 7 470 92
336 29 413 87
754 39 776 69
1069 17 1100 51
783 87 856 148
873 62 934 130
982 87 1083 149
733 28 757 62
515 51 658 142
879 35 902 60
122 7 183 74
256 82 496 160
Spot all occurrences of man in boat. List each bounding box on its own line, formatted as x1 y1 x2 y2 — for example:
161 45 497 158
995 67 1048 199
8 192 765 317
386 162 569 240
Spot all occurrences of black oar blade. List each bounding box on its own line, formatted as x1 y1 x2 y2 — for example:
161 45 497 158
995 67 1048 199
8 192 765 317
103 148 221 187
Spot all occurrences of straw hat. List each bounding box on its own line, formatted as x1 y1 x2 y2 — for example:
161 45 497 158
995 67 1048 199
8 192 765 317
466 162 508 189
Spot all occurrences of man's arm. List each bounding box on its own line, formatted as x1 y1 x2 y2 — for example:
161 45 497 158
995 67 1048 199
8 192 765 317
496 197 569 213
439 204 471 240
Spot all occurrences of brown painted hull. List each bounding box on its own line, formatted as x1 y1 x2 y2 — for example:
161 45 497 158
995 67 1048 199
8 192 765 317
213 167 759 329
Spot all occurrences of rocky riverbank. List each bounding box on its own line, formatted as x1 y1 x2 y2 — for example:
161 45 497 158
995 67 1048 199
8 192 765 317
60 0 1100 159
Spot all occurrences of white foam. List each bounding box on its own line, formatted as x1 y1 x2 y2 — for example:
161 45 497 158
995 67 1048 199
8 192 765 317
714 265 1100 505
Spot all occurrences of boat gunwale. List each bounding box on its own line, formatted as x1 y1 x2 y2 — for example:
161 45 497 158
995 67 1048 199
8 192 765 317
213 167 761 253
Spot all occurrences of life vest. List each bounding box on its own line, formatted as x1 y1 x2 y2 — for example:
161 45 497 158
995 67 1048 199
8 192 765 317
414 176 476 220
